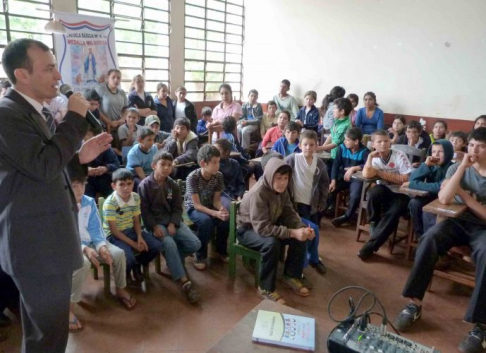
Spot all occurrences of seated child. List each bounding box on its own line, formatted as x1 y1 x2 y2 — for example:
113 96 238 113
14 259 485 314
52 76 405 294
238 89 263 150
260 110 291 155
394 128 486 352
162 117 199 179
237 157 314 305
69 163 135 332
429 120 448 143
103 168 161 282
317 98 352 166
271 121 301 157
126 127 158 189
285 130 329 275
295 91 319 132
118 107 141 147
83 88 111 132
197 106 212 135
260 100 278 138
184 145 229 270
449 130 468 162
145 115 170 149
84 126 121 198
213 139 246 210
396 120 432 165
138 152 202 304
403 139 454 239
347 93 359 125
330 127 370 227
358 129 412 260
388 115 406 144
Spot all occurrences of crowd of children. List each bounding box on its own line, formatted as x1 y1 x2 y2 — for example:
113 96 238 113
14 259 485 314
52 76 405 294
1 73 484 353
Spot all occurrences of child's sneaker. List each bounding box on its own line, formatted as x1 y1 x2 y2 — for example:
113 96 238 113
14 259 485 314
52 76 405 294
181 281 200 305
257 287 286 305
281 275 310 297
193 256 207 270
458 324 486 353
300 275 313 290
394 303 422 332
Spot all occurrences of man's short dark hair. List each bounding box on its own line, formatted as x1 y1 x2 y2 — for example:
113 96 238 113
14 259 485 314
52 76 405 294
281 79 291 88
222 116 237 133
2 38 50 84
345 127 363 141
300 130 318 143
275 165 292 176
261 151 283 171
138 126 156 139
214 138 232 153
334 97 353 116
174 117 191 130
469 127 486 144
83 88 101 102
407 120 423 133
284 121 300 133
1 80 11 90
450 131 468 143
112 168 133 183
197 144 220 165
267 100 277 107
152 150 173 164
201 106 212 116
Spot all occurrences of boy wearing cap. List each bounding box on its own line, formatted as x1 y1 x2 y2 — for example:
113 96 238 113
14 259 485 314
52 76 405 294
146 115 170 149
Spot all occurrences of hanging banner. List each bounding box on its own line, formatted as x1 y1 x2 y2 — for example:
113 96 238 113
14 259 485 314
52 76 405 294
53 12 118 92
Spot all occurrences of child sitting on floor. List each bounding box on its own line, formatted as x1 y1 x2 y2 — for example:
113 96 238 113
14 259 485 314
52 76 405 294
138 151 201 304
237 157 314 305
68 162 135 332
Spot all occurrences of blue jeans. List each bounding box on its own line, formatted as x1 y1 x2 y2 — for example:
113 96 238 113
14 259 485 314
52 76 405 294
155 222 201 281
296 203 321 267
108 228 161 273
187 208 229 260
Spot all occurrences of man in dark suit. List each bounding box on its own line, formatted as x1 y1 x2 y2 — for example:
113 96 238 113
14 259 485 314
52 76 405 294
0 38 112 352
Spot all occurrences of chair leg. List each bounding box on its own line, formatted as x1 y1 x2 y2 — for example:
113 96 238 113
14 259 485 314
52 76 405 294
143 263 150 281
93 266 99 280
405 219 415 261
389 228 398 254
228 251 236 279
102 265 111 298
356 183 368 242
334 192 341 219
154 253 162 274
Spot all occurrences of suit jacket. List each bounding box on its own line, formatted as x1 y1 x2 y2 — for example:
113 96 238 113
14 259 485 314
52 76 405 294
0 89 87 277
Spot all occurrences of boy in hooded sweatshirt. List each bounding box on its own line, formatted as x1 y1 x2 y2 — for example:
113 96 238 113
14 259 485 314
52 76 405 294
162 117 199 179
403 139 454 239
237 158 314 305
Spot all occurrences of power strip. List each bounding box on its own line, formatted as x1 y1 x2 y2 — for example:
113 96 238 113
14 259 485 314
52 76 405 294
328 321 440 353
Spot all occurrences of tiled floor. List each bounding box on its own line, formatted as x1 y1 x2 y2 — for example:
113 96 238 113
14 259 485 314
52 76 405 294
0 218 473 352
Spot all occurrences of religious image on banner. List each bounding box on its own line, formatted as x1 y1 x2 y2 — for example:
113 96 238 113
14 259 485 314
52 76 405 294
53 12 119 92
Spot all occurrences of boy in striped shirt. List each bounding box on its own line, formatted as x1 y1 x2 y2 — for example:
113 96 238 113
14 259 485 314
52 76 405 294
103 168 161 281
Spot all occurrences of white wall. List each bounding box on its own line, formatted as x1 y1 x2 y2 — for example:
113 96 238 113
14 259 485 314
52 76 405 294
243 0 486 120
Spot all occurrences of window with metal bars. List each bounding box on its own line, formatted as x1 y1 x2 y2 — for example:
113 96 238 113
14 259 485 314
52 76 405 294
0 0 53 78
77 0 170 94
184 0 244 102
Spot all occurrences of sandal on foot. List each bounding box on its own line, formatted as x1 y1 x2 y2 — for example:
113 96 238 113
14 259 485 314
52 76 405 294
117 295 137 310
69 316 83 333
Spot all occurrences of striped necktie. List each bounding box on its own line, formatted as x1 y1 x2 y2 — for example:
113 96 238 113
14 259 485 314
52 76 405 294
42 107 56 133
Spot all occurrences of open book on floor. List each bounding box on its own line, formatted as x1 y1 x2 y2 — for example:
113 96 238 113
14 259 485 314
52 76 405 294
252 310 315 351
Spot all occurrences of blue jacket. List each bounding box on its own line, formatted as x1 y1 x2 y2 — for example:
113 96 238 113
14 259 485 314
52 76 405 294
219 158 246 199
409 139 454 194
296 105 319 131
271 136 301 157
331 143 370 181
88 147 120 172
154 96 175 133
78 195 106 251
197 119 208 135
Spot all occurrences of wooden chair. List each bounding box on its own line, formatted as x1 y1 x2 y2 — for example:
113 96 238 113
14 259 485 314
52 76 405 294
354 172 380 242
422 200 475 289
228 201 262 287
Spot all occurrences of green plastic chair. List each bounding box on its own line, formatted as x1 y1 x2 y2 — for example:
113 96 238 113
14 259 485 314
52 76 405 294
228 201 262 287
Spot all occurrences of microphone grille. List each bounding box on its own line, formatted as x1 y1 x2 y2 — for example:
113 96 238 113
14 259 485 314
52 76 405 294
59 84 72 95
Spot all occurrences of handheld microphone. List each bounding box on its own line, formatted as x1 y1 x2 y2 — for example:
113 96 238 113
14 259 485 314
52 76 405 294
59 84 102 130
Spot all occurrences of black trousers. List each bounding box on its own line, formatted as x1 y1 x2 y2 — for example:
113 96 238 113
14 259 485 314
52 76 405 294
329 178 364 218
367 185 410 250
402 218 486 324
237 228 306 292
0 266 19 313
13 272 72 353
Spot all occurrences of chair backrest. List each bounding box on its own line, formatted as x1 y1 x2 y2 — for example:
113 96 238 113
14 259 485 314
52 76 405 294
97 197 106 224
229 201 241 246
391 144 427 163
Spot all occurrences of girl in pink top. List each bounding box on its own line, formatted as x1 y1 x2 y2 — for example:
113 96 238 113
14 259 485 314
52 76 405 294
207 83 242 141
